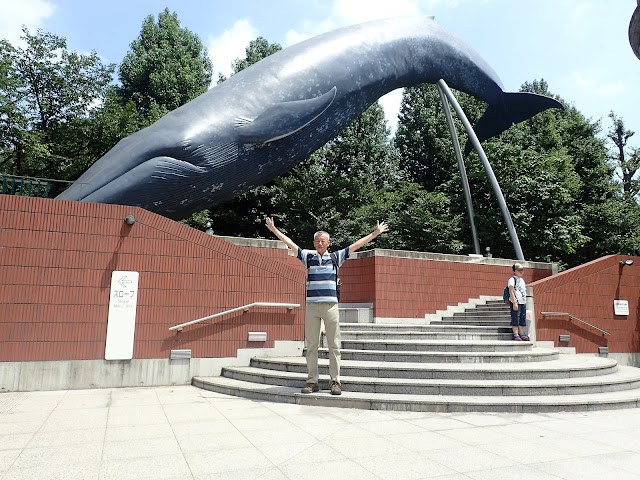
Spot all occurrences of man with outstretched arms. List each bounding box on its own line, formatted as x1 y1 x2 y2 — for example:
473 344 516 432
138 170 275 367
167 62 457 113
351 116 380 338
265 217 389 395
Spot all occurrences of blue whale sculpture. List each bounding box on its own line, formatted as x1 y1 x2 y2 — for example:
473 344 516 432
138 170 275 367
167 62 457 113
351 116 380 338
57 16 562 219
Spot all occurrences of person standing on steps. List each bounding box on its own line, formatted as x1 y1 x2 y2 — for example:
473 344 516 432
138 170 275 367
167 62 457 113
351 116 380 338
508 263 528 341
265 217 389 395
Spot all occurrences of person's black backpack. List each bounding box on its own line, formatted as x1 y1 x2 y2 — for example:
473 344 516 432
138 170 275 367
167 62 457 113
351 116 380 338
307 252 341 301
502 275 518 303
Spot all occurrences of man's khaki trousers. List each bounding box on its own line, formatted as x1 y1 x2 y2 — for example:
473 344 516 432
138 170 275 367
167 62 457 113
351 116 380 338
305 302 341 383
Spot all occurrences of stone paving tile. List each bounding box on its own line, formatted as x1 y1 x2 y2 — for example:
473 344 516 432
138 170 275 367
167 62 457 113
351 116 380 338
10 443 103 470
0 434 33 451
175 431 253 452
530 456 640 480
278 442 347 466
2 461 101 480
99 453 193 480
322 434 409 458
0 449 22 474
1 385 640 480
464 465 564 479
27 427 105 448
587 450 640 476
577 429 640 453
106 404 167 427
183 447 273 477
169 418 238 437
105 423 174 442
278 457 383 480
352 451 459 480
421 445 517 474
161 402 226 424
437 425 520 446
384 430 468 452
101 436 182 461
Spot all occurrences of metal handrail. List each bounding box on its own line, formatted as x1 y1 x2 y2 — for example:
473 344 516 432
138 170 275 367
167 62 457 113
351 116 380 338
540 311 610 336
169 302 300 331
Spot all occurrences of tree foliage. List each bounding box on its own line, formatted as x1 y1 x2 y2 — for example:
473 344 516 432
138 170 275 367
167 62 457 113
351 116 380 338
608 111 640 198
118 8 212 115
395 79 640 267
0 28 114 183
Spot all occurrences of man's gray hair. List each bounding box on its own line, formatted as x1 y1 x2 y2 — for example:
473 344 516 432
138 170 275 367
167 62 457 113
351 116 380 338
314 231 330 241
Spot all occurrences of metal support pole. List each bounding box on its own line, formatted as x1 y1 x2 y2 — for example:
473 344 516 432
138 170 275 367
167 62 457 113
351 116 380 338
436 83 480 255
437 79 524 261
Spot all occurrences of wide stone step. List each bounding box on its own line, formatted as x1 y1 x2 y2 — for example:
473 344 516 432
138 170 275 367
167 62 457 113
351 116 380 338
340 339 532 352
340 323 512 333
220 365 640 396
438 319 511 326
317 347 558 363
251 355 618 380
194 376 640 413
341 331 512 341
451 311 510 317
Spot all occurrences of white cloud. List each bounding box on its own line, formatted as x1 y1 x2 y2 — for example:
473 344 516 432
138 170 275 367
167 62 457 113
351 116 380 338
284 0 424 47
569 70 625 97
0 0 55 44
207 19 259 80
282 0 460 131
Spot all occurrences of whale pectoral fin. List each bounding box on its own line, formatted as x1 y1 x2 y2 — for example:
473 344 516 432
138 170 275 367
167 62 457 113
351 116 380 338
236 86 337 144
83 156 206 205
464 92 564 154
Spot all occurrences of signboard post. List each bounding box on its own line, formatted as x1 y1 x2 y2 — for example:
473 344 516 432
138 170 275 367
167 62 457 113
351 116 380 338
105 271 139 360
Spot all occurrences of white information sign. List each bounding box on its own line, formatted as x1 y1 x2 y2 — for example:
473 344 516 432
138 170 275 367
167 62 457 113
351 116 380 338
614 299 629 316
105 271 139 360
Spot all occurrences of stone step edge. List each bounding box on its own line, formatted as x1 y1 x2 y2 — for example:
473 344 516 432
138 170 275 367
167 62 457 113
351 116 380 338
317 347 556 357
223 365 640 389
341 333 514 338
340 323 511 330
193 376 640 413
253 356 617 374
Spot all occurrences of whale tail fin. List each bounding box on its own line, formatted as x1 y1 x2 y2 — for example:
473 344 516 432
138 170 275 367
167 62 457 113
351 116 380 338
464 92 564 154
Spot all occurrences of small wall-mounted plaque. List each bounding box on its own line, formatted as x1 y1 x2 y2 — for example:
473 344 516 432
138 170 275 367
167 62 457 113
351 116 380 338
614 300 629 316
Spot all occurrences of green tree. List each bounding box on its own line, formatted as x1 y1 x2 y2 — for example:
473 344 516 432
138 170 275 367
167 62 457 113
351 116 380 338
608 111 640 198
393 79 633 266
0 28 114 183
118 8 212 115
80 9 214 193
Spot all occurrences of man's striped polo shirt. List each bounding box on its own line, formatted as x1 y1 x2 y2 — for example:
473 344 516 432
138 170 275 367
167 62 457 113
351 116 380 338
298 247 349 303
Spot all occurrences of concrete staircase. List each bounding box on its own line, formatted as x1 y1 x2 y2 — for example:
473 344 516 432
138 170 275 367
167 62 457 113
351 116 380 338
193 300 640 412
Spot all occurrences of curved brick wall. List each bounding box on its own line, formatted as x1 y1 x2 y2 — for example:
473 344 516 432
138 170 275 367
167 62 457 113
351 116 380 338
0 196 306 362
532 255 640 354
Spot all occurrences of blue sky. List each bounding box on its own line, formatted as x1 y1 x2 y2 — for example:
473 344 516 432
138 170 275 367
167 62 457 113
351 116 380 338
2 0 639 150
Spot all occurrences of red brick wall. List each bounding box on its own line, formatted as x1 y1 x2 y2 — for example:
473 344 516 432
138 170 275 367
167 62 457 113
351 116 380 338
0 196 306 362
532 255 640 354
339 251 552 318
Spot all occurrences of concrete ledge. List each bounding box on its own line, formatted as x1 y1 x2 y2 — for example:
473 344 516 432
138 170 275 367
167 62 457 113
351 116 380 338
0 340 303 392
351 249 556 273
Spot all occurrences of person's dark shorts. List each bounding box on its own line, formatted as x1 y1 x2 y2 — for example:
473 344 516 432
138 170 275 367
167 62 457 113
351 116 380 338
510 302 526 327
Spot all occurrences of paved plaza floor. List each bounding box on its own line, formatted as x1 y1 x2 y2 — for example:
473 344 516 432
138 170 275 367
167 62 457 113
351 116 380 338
2 385 640 479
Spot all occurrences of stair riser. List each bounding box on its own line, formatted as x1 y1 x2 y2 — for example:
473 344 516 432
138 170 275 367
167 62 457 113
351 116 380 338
319 351 559 363
340 341 532 352
222 370 640 396
341 333 512 341
249 359 619 380
194 379 640 414
340 326 513 333
438 321 512 326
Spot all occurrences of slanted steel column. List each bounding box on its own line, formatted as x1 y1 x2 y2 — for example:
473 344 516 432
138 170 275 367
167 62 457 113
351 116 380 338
436 83 480 255
437 79 524 261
